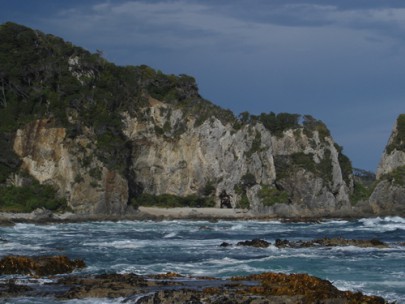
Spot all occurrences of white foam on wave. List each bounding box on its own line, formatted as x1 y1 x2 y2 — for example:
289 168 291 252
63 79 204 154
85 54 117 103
329 245 386 253
377 280 405 287
205 257 241 266
212 263 262 276
246 220 283 225
333 280 365 292
63 298 126 304
14 277 55 285
333 280 404 303
265 250 324 260
0 242 43 251
229 223 246 231
163 232 178 238
384 216 405 223
322 220 349 225
83 240 143 249
359 217 382 227
13 223 35 230
360 216 405 225
359 216 405 231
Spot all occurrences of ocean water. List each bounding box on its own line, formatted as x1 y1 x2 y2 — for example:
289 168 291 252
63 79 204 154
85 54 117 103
0 216 404 303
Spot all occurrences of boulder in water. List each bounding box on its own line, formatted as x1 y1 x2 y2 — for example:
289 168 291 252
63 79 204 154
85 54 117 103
236 239 270 248
0 255 85 276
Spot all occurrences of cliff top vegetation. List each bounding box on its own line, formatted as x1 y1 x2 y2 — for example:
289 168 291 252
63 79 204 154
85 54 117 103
386 114 405 154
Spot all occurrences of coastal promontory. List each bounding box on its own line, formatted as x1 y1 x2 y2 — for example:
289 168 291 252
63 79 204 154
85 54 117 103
0 22 403 219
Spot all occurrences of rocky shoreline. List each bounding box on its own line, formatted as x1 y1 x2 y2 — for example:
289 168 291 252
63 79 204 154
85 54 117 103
0 255 389 303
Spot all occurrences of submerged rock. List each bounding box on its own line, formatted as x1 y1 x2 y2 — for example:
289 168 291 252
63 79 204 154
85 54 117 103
0 280 33 298
236 239 270 248
274 237 388 249
59 273 149 299
0 256 85 276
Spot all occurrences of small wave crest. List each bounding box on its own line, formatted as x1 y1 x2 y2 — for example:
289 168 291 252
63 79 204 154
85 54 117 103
359 216 405 231
333 280 365 292
229 223 246 231
163 232 178 238
84 240 143 249
322 220 349 225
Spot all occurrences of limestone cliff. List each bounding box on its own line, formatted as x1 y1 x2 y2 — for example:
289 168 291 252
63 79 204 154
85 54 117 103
376 115 405 179
12 119 129 215
369 114 405 215
0 22 355 217
122 100 353 217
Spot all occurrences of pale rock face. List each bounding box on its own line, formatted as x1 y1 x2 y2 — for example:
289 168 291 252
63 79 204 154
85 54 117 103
123 102 352 214
370 118 405 216
13 120 128 215
376 121 405 179
369 180 405 215
271 130 351 204
68 56 95 85
123 103 277 207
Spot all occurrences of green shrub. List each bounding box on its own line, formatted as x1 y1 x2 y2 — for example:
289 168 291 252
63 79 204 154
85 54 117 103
233 175 257 210
338 151 352 185
246 132 262 157
0 182 67 212
302 115 331 140
236 193 250 209
353 168 375 186
202 181 216 196
250 112 300 137
90 181 98 188
386 114 405 154
258 185 289 206
74 174 84 183
89 167 102 180
275 151 333 183
381 165 405 186
0 163 13 184
350 182 375 205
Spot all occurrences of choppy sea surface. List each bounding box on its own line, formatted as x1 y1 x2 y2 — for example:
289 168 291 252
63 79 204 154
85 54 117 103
0 216 404 303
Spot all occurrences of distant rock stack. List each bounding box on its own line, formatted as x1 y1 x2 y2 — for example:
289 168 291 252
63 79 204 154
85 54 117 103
369 114 405 215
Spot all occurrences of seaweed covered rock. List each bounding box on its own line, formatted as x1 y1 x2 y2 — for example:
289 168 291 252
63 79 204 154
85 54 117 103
234 272 386 304
0 256 85 276
60 273 149 299
0 271 388 303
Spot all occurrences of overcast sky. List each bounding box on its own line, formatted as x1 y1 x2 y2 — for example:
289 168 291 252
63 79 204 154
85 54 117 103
1 0 405 171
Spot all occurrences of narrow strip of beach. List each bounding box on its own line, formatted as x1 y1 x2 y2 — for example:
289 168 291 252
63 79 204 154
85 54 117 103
137 206 253 219
0 207 264 225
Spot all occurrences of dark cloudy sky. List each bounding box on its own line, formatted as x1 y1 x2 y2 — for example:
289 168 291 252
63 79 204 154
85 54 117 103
1 0 405 171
